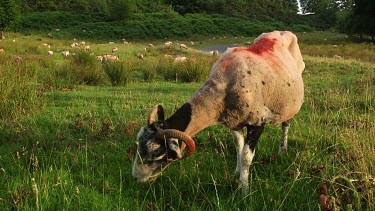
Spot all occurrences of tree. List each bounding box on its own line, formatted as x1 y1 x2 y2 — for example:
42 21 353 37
347 0 375 40
0 0 19 39
108 0 134 21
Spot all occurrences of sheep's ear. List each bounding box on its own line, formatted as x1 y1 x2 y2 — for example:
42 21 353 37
167 139 182 160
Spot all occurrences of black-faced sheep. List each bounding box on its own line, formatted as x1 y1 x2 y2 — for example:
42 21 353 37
132 31 305 194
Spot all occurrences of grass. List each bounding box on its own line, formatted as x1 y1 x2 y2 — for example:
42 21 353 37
0 31 374 210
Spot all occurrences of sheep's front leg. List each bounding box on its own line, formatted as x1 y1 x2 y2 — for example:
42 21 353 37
240 124 265 194
278 121 290 155
231 130 244 175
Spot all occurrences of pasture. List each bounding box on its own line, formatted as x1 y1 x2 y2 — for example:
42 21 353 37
0 31 374 210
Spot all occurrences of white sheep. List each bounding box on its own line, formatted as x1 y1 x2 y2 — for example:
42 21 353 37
47 50 54 56
178 43 188 49
174 55 187 62
103 54 119 61
96 56 103 62
84 46 90 51
137 53 144 60
112 47 118 53
79 41 86 46
212 50 219 56
164 41 172 47
132 31 305 194
61 50 70 57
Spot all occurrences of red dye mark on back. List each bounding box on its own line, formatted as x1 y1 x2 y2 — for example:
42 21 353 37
235 38 276 55
247 38 276 55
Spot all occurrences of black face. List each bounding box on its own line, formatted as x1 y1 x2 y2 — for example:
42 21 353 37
132 126 182 182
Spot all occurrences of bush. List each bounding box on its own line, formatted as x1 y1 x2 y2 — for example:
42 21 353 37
0 58 39 121
161 56 214 82
103 61 133 86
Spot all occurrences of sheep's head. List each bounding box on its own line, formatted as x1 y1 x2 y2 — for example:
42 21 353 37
132 105 196 182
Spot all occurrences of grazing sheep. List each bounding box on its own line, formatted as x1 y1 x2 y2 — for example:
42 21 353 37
123 41 130 45
71 43 79 48
61 50 70 57
47 50 54 56
148 43 154 48
84 46 90 51
178 43 188 49
109 42 115 44
164 41 172 47
174 55 187 62
137 53 144 60
0 48 4 53
48 33 53 38
96 56 103 62
164 54 173 59
132 31 305 194
112 47 118 53
212 50 219 56
79 41 86 46
103 54 119 61
190 41 195 46
333 55 343 59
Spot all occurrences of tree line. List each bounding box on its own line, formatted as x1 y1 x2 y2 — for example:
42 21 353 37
1 0 374 40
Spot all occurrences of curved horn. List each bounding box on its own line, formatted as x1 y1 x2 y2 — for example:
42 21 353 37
147 104 165 126
159 129 196 159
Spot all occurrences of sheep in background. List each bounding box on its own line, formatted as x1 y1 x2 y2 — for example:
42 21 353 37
112 47 118 53
164 41 172 47
84 46 90 51
137 53 144 60
103 54 119 61
0 48 5 53
61 50 70 57
174 55 187 62
96 56 103 62
178 43 188 49
132 31 305 194
47 50 54 56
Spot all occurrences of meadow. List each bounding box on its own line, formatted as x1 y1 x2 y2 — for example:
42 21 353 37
0 31 374 210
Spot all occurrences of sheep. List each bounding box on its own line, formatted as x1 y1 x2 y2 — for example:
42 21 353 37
61 50 70 57
96 55 103 62
79 41 86 46
84 46 90 51
174 55 187 62
178 43 188 49
164 54 173 59
71 43 79 48
103 54 119 61
112 47 118 53
148 43 154 48
333 55 343 59
0 48 5 53
132 31 305 194
164 41 172 47
137 53 144 60
212 50 219 56
47 50 54 56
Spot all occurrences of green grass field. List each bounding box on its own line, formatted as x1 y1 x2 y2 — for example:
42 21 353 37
0 31 374 210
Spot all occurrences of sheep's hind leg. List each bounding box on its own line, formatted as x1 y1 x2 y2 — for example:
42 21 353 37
231 130 244 175
240 124 265 194
278 121 290 155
